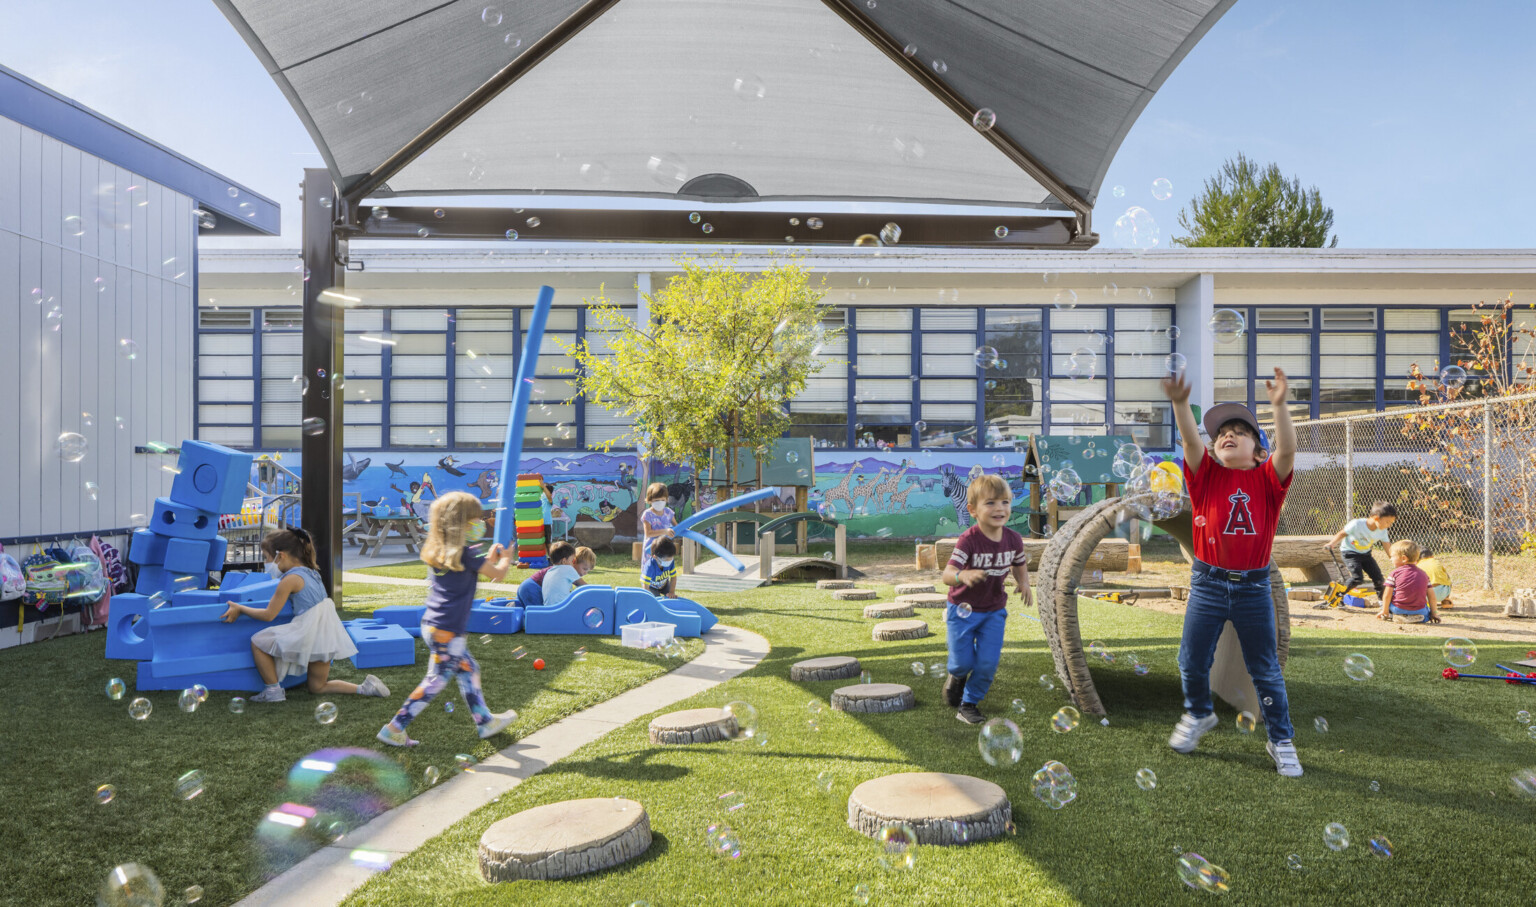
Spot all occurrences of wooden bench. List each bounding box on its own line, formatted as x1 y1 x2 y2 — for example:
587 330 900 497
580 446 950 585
571 520 616 552
928 537 1130 572
1176 534 1339 583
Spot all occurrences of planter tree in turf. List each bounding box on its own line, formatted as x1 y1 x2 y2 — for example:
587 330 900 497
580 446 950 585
569 258 835 506
1172 153 1338 248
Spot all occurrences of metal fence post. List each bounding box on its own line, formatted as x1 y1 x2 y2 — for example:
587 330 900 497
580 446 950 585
1344 419 1354 520
1484 401 1494 590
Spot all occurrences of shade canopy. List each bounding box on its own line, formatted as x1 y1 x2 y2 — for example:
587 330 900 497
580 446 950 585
216 0 1233 245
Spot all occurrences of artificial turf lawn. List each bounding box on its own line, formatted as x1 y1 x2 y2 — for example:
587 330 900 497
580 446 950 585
0 560 700 907
340 577 1536 907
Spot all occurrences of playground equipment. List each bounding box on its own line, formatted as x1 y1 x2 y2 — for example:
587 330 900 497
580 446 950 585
1031 492 1290 719
512 473 549 569
669 484 848 592
1023 434 1139 537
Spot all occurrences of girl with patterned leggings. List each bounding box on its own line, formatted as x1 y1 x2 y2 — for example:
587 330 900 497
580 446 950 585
377 492 519 747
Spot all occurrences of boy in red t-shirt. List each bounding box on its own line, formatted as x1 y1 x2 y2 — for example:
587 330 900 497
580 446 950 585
940 474 1031 725
1164 367 1303 777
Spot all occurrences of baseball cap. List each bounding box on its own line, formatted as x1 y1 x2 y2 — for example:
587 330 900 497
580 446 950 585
1201 402 1269 450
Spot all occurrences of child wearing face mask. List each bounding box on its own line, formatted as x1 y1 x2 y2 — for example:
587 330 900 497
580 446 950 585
644 537 678 598
377 491 519 747
640 482 676 577
543 546 597 607
221 528 389 704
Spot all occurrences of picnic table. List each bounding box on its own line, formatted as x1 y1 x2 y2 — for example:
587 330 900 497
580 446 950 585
571 520 615 552
354 514 425 558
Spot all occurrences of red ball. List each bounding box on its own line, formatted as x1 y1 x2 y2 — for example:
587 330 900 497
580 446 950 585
533 658 546 670
1442 668 1460 680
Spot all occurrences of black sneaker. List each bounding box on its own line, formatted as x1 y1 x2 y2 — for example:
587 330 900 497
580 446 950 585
956 703 986 725
942 673 968 709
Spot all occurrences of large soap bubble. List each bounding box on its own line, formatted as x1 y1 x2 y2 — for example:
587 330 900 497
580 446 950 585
254 748 410 880
978 718 1023 766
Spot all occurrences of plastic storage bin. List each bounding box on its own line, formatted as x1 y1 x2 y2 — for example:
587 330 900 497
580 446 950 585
620 621 676 649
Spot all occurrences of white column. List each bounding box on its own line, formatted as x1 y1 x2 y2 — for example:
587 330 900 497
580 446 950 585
1174 273 1215 431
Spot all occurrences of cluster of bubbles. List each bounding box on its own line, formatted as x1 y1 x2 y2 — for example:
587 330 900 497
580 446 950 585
706 823 743 859
1031 760 1077 808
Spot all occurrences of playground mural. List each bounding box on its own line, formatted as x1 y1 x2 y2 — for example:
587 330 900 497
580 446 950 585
252 445 1173 542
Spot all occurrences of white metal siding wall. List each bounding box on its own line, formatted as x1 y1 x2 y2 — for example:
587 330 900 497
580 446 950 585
0 115 195 539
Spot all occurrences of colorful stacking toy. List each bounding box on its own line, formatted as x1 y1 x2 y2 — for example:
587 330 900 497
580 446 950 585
512 473 549 569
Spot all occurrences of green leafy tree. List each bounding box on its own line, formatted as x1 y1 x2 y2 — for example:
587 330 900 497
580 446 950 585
568 258 834 498
1173 153 1338 248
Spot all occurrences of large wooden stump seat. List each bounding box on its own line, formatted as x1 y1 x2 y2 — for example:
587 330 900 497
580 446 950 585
479 798 650 882
872 619 929 641
830 683 915 713
790 656 862 682
847 773 1011 845
648 708 735 744
863 602 915 619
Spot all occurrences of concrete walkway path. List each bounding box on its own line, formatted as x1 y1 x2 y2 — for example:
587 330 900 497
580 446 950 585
235 623 769 907
340 570 525 595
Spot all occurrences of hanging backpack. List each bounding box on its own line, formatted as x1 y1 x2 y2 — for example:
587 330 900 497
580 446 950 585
95 537 130 594
22 552 67 611
0 548 23 602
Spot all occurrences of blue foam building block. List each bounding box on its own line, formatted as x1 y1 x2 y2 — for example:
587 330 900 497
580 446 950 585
468 599 524 634
128 529 168 566
106 593 154 660
171 440 255 515
150 497 220 540
137 657 304 693
206 536 229 572
164 538 212 575
343 618 417 669
135 565 170 596
133 598 296 690
614 587 703 638
217 571 261 592
523 584 614 636
371 604 427 637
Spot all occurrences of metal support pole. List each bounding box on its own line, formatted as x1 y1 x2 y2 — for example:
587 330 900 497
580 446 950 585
300 169 346 596
1344 419 1354 521
1484 401 1494 590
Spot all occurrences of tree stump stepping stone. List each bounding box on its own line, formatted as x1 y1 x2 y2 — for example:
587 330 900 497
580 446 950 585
863 602 914 619
872 619 929 641
897 592 949 609
790 655 862 682
894 583 937 597
831 682 915 713
479 797 651 881
648 708 736 744
847 772 1011 846
817 579 855 590
833 588 878 601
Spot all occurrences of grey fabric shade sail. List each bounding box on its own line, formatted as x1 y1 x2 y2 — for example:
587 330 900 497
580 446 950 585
216 0 1233 245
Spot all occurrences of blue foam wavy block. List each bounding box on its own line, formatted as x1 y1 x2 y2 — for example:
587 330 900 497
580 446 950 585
343 618 417 669
523 584 614 635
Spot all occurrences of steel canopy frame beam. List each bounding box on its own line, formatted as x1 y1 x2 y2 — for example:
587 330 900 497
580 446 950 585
344 204 1089 248
301 168 347 596
342 0 625 205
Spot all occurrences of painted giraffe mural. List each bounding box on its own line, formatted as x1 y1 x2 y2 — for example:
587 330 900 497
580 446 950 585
872 464 909 511
820 468 856 514
850 468 887 514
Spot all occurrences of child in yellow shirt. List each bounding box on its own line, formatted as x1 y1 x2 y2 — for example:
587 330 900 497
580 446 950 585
1417 548 1454 609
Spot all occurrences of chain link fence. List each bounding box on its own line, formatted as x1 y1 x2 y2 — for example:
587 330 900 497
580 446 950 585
1280 391 1536 595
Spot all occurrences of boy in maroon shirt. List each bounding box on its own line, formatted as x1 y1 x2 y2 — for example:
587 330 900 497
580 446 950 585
1165 367 1303 777
940 473 1031 724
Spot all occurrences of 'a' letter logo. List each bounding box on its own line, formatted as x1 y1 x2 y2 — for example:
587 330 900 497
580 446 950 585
1223 489 1257 536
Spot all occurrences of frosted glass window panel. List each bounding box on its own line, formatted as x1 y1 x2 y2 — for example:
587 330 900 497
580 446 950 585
1049 404 1106 428
1115 308 1173 331
259 378 300 404
344 403 382 424
456 331 517 355
540 309 579 331
1320 355 1378 380
1051 352 1107 376
199 334 253 356
455 307 515 325
856 354 912 377
922 403 975 421
345 334 391 356
391 333 446 355
199 426 253 447
1320 333 1376 357
342 379 384 402
346 355 382 377
347 425 382 447
855 379 910 402
263 333 302 355
527 377 576 402
261 354 302 379
455 424 504 445
528 404 577 425
265 427 300 447
1046 377 1106 401
585 423 630 446
391 403 447 425
457 379 515 402
391 379 447 402
199 355 252 378
855 403 910 418
1215 351 1248 380
457 354 514 378
391 355 448 377
390 426 447 447
198 405 251 424
203 380 255 403
1255 352 1310 376
857 308 913 330
921 309 977 331
390 309 449 330
533 354 574 375
858 332 912 355
345 309 385 332
924 333 981 355
1115 352 1169 379
1384 309 1439 331
1113 327 1171 356
794 377 846 407
1051 332 1110 354
921 354 974 375
1050 309 1107 332
921 378 976 400
455 402 510 424
263 402 301 423
1114 379 1167 401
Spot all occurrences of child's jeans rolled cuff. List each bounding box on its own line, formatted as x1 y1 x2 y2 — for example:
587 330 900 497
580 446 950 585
1388 604 1431 623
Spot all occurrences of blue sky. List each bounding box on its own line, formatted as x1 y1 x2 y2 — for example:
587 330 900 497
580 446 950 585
3 0 1532 249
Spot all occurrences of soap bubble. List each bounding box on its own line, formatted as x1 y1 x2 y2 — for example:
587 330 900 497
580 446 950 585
255 748 412 880
1314 716 1329 734
1176 853 1229 894
859 670 874 684
1235 711 1257 733
815 770 835 794
1440 365 1467 389
956 603 973 619
1510 768 1536 797
1519 710 1532 725
706 823 742 859
853 883 871 904
118 338 140 360
1048 467 1081 503
1051 706 1080 733
175 769 206 800
1112 185 1125 198
526 216 541 228
1343 653 1375 681
230 697 246 714
1323 822 1350 851
786 451 799 464
1208 309 1246 344
1039 674 1055 691
582 607 605 629
1133 662 1151 676
973 345 1000 369
911 662 926 676
815 502 836 520
972 108 997 131
96 783 117 805
1369 780 1381 792
807 217 823 230
1135 768 1157 790
444 701 455 714
722 701 758 740
1369 835 1394 858
879 222 901 245
994 225 1009 238
1164 352 1187 377
424 766 441 786
57 432 88 462
191 684 208 703
301 416 326 436
1031 760 1077 809
315 702 338 725
876 822 917 871
106 677 126 700
1151 177 1174 201
128 698 152 720
184 885 204 904
1053 289 1079 311
1113 206 1160 248
1011 698 1027 714
1286 854 1304 872
178 689 200 713
1165 325 1181 341
1442 638 1477 667
98 863 164 907
978 718 1023 765
930 662 945 676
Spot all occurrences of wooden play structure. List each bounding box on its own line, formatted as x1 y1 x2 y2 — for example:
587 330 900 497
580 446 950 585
1021 433 1140 537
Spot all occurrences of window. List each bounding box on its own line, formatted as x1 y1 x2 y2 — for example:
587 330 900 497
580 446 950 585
982 309 1042 446
343 310 386 448
1384 309 1441 403
853 308 912 448
387 309 448 447
582 307 637 447
1253 327 1310 427
259 319 302 447
524 308 577 448
1318 332 1376 417
196 317 255 447
788 308 847 448
1450 308 1500 393
454 308 516 447
918 308 978 449
1112 308 1174 448
1047 308 1106 436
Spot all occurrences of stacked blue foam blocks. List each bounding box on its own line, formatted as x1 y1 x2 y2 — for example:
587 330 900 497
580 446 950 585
366 585 715 639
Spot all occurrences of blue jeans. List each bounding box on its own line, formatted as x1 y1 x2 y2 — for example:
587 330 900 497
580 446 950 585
1179 561 1294 742
1389 604 1430 621
946 606 1007 705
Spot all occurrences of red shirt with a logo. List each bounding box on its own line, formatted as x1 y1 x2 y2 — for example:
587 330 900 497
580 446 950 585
1183 450 1292 571
946 525 1025 613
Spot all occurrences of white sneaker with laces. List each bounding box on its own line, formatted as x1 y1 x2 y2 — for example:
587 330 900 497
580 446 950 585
478 709 519 739
1168 712 1220 753
1267 738 1304 777
358 675 390 698
376 724 418 747
250 686 287 703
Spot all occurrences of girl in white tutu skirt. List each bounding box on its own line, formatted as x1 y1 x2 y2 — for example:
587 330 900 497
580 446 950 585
221 528 389 703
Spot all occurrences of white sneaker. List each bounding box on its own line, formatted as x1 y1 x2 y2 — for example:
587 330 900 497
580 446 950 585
1267 738 1304 777
478 708 519 739
376 724 418 747
250 686 287 703
358 675 390 698
1168 712 1220 753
